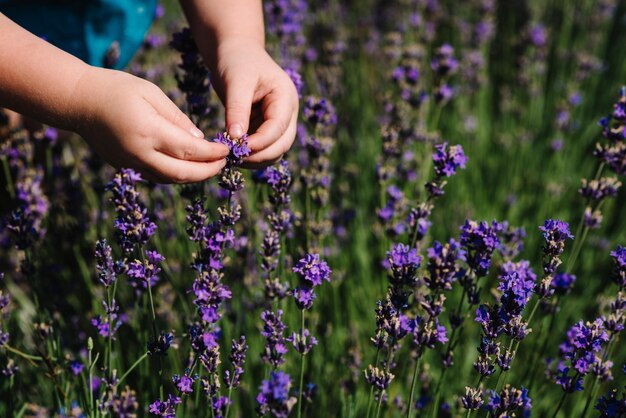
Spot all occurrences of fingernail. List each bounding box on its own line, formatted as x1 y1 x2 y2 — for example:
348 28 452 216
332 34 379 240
228 123 244 138
190 127 204 138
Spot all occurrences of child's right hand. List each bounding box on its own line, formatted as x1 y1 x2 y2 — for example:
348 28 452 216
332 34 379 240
72 66 229 183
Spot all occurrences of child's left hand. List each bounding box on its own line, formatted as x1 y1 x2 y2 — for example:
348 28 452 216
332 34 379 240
208 39 299 168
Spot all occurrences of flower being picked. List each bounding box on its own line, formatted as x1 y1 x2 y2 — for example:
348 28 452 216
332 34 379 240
214 131 251 167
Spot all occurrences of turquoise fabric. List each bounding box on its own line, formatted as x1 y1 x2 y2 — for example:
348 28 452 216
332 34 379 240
0 0 157 70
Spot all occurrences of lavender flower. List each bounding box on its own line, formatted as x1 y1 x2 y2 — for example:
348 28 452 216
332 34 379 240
149 394 181 417
387 243 421 289
580 177 621 201
260 310 288 368
292 254 331 287
225 336 248 389
256 371 297 418
432 142 468 178
303 96 337 129
495 222 526 260
6 167 49 251
461 386 484 410
425 239 465 291
431 44 458 76
170 28 211 121
107 169 156 255
595 387 626 417
287 328 318 354
539 219 573 276
364 365 395 391
484 385 532 417
611 245 626 289
127 250 165 289
551 272 577 295
459 220 499 278
214 131 252 168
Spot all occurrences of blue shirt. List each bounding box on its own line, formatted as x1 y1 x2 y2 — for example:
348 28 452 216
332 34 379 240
1 0 157 69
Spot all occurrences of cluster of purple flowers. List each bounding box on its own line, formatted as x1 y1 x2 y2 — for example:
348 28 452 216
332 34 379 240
6 167 49 252
426 142 468 198
107 169 157 255
473 261 536 378
0 273 10 348
292 253 331 310
170 27 212 122
256 370 296 418
259 160 293 301
484 385 532 417
549 318 610 392
431 44 458 103
260 309 288 368
459 220 499 278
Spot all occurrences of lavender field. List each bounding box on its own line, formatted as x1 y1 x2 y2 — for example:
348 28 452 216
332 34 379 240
2 0 626 417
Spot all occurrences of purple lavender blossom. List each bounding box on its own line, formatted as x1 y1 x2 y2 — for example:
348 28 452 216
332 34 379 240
425 239 465 291
595 388 626 417
6 168 49 250
214 132 252 167
303 96 337 128
70 360 84 375
149 394 182 417
387 243 421 287
287 328 318 354
256 371 296 418
611 245 626 288
432 142 468 178
292 254 332 287
460 220 499 278
551 319 610 391
364 365 394 391
579 177 621 201
172 374 196 394
539 219 573 275
461 386 484 410
225 336 248 389
127 250 165 289
484 385 532 416
260 310 288 368
107 169 157 255
431 44 459 76
495 222 526 260
551 272 577 295
170 28 211 120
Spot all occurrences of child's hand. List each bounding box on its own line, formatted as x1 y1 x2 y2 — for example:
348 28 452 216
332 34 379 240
72 66 229 183
210 40 299 167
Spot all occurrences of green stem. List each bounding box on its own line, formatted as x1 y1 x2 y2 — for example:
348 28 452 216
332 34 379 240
551 390 569 418
147 278 164 400
117 352 149 387
405 351 423 418
2 344 45 362
1 156 15 199
297 309 306 418
375 339 396 418
580 376 598 418
365 348 381 418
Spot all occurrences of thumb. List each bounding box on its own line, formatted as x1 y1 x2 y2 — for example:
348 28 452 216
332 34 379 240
224 76 255 138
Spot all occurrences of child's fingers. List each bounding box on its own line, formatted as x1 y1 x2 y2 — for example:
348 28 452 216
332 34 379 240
145 152 227 184
152 116 229 162
247 86 297 153
224 73 256 138
243 112 297 166
145 82 205 138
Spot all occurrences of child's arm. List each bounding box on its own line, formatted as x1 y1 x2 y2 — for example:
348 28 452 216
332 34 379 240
180 0 299 167
0 13 228 183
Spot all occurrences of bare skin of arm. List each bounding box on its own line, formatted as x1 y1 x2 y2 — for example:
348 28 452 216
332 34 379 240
0 12 228 183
